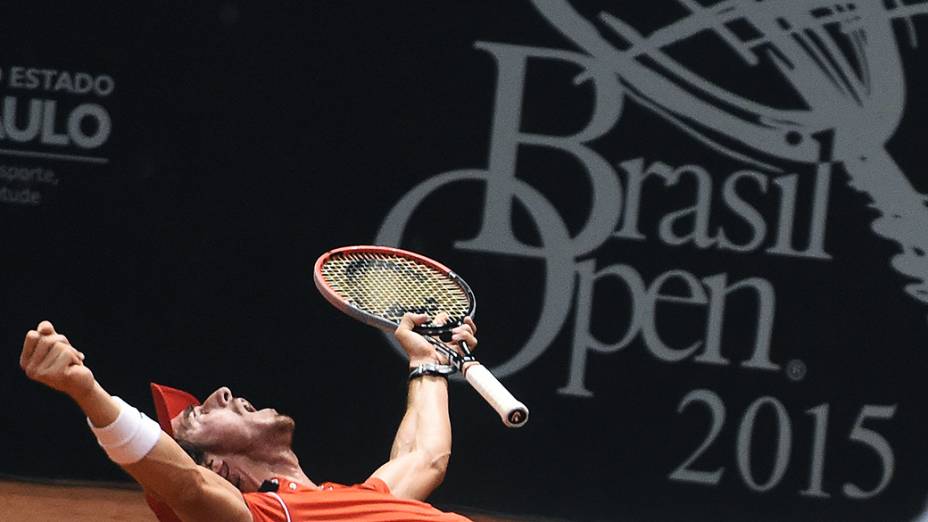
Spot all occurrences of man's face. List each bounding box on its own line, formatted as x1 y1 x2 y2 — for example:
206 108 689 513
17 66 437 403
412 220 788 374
171 386 295 454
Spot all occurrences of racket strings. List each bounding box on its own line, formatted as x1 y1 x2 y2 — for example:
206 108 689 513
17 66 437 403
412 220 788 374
320 252 472 326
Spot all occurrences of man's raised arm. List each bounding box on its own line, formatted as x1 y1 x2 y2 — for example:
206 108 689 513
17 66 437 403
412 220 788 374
18 321 251 522
370 313 477 501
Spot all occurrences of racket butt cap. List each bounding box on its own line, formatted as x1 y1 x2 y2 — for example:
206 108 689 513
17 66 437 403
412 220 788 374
505 407 529 428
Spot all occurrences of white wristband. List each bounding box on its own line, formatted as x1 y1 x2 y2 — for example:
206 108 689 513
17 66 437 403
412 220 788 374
87 396 162 465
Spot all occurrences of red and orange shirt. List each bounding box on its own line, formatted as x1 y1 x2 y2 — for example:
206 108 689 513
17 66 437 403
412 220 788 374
244 477 471 522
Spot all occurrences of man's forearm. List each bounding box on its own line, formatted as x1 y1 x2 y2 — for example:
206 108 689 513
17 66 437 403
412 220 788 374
376 374 452 500
391 376 451 460
411 376 452 456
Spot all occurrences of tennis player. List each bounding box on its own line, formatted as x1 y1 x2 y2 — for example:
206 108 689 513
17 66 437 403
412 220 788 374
18 313 477 521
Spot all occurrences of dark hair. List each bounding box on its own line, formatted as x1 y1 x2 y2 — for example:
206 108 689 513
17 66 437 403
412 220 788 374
175 437 249 491
175 438 207 466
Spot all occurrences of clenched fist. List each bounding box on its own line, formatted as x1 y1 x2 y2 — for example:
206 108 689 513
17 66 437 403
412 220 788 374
20 321 95 399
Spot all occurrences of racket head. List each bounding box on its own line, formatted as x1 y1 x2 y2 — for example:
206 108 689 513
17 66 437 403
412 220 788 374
313 245 476 334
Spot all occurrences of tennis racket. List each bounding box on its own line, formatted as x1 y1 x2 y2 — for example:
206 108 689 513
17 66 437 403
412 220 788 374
313 245 529 428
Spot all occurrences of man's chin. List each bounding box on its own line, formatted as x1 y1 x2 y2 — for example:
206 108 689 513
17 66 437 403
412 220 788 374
269 413 296 439
274 415 297 447
278 414 296 432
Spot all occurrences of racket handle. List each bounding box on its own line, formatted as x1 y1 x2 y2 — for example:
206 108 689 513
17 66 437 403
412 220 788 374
463 364 529 428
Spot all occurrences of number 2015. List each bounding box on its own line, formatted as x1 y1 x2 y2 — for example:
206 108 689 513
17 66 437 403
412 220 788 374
669 389 897 498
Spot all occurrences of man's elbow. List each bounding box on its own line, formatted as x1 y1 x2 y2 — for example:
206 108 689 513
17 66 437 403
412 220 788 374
169 471 250 522
172 470 211 511
425 449 451 485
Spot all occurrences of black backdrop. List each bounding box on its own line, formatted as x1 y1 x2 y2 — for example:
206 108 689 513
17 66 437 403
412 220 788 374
3 2 928 521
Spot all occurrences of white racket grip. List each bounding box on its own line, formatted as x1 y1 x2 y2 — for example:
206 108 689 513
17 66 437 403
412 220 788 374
464 364 529 428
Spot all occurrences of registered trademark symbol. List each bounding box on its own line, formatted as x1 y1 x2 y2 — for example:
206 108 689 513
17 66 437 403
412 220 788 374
785 359 807 381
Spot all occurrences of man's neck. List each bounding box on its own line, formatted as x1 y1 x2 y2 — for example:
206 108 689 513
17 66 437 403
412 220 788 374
263 450 315 488
223 448 317 492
